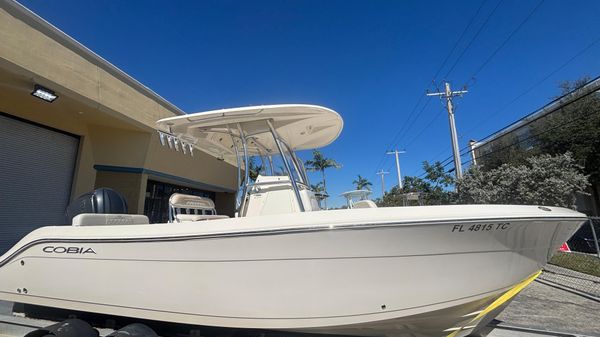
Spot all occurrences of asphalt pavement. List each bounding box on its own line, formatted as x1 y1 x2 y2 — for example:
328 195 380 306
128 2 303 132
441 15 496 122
493 280 600 336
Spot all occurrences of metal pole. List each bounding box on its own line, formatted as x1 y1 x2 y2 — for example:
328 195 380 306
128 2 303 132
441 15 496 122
445 82 462 179
267 120 305 212
228 125 243 214
386 150 405 189
376 169 389 196
236 124 250 214
589 218 600 259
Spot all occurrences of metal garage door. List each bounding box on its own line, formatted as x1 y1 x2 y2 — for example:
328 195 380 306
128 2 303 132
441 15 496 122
0 113 79 255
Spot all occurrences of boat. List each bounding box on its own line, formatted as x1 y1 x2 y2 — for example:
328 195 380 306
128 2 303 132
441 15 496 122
0 104 587 337
340 190 377 209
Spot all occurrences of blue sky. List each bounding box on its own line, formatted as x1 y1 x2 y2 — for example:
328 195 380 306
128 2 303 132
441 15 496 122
20 0 600 207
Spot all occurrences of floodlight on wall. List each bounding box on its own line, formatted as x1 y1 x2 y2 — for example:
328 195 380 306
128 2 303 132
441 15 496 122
31 84 58 102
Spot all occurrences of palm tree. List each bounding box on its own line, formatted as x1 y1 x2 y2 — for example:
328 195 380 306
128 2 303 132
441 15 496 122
310 182 326 195
305 150 341 209
310 182 328 209
352 174 372 190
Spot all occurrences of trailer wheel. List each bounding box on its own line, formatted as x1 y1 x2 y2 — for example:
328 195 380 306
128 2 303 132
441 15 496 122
106 323 158 337
23 318 98 337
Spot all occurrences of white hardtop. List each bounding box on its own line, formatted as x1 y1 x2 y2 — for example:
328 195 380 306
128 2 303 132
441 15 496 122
340 190 372 199
340 190 374 209
156 104 343 166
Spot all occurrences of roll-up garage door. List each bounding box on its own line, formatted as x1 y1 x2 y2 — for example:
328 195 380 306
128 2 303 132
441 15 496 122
0 113 79 255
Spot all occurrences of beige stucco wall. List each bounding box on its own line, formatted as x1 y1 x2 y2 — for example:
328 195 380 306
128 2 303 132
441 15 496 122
95 171 146 214
0 5 175 130
0 3 238 216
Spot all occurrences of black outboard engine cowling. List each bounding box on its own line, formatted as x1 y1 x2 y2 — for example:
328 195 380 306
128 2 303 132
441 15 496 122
65 188 128 223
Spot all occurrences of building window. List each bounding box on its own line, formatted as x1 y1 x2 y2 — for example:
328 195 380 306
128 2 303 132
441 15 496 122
144 180 215 223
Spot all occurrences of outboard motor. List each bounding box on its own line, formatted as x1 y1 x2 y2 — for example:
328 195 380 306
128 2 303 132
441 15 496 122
66 188 128 223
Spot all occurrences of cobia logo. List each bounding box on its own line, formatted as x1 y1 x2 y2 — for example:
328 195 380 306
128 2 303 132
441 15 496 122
42 246 96 254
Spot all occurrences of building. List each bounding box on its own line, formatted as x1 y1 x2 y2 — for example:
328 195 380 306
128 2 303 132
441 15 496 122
471 76 600 215
0 1 238 255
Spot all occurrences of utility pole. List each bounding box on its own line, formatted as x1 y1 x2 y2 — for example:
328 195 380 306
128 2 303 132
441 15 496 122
386 149 406 189
427 82 467 180
376 169 389 196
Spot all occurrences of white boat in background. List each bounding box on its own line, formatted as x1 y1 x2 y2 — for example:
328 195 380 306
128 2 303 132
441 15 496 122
341 190 377 209
0 104 587 337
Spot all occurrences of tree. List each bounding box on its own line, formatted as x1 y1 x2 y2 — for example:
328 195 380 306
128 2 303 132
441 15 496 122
376 185 403 207
247 157 263 181
310 182 326 194
476 76 598 173
352 175 372 190
310 182 327 208
376 161 455 207
530 76 600 207
477 135 536 171
457 153 589 208
304 150 341 208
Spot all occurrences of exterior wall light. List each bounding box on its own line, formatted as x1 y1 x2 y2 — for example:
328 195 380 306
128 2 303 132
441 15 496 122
31 85 58 102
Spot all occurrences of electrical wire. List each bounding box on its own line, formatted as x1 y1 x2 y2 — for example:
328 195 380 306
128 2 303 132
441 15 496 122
459 105 600 167
431 0 489 81
404 108 445 148
444 0 504 79
372 0 490 176
463 34 600 137
416 77 600 177
469 0 545 80
467 74 600 148
428 35 600 169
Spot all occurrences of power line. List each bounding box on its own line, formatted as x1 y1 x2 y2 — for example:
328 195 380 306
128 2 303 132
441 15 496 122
371 95 427 177
372 0 491 176
444 0 504 79
404 107 445 148
431 0 489 81
463 34 600 137
470 0 544 79
391 97 433 147
462 105 600 167
467 74 600 150
429 34 600 169
417 79 600 178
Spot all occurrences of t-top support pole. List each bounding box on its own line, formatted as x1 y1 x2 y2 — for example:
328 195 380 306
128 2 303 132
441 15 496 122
267 119 305 212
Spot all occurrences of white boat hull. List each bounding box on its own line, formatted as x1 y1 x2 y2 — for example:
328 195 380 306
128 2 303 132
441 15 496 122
0 205 586 337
